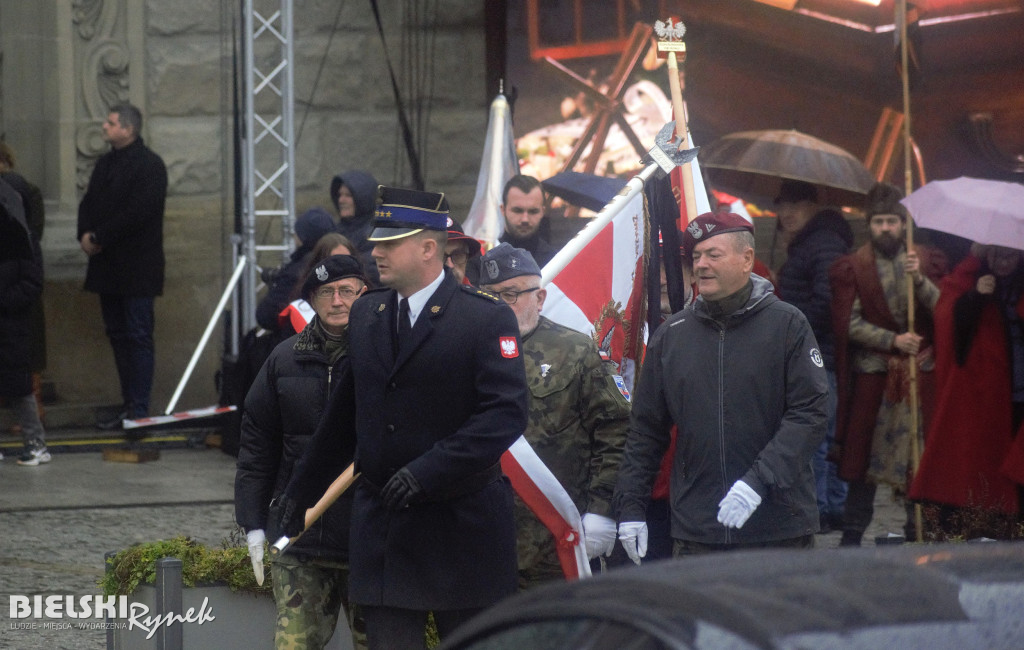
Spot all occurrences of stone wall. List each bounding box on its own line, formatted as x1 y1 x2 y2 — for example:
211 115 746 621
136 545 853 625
0 0 488 425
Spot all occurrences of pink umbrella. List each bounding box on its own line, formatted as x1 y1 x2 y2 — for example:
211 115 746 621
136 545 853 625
901 177 1024 250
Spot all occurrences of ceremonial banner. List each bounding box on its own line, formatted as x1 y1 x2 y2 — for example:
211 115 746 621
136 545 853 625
541 189 649 394
463 93 517 247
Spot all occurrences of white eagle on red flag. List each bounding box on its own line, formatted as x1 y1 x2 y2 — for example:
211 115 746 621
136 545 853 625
541 190 648 394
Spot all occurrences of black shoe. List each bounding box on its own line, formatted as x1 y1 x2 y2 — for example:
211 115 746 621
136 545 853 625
817 513 832 535
96 410 128 430
839 530 863 547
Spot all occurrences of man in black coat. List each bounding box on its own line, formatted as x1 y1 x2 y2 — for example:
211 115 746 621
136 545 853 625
273 186 528 649
77 103 167 426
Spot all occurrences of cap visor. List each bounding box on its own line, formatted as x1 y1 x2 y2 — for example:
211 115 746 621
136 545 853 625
368 226 424 242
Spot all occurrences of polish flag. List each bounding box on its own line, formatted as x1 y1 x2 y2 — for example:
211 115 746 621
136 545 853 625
541 189 649 393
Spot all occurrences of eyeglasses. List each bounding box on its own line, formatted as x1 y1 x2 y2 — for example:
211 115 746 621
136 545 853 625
445 251 469 266
315 286 361 300
495 287 540 305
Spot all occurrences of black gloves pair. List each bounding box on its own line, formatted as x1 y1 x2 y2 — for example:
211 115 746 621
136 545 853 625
380 467 424 511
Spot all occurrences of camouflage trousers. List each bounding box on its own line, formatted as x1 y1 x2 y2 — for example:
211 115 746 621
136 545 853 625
271 553 366 650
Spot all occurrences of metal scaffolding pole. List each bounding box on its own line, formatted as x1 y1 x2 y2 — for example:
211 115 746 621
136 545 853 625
239 0 296 334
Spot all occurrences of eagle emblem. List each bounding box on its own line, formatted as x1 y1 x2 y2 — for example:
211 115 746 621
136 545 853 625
315 264 328 281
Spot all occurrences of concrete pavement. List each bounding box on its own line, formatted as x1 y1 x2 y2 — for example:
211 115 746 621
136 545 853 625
0 428 912 649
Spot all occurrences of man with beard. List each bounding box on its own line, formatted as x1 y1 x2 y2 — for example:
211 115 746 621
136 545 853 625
499 175 557 268
829 183 945 545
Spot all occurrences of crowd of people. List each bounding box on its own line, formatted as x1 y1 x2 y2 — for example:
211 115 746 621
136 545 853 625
223 160 1024 649
3 100 1020 648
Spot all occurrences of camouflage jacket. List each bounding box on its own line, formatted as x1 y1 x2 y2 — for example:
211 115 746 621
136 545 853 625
521 316 630 516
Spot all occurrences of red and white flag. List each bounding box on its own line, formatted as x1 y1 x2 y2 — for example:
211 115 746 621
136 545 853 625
541 189 649 393
501 436 591 579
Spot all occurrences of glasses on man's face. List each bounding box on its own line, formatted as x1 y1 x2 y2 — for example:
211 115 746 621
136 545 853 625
316 286 361 301
445 250 469 266
495 287 540 305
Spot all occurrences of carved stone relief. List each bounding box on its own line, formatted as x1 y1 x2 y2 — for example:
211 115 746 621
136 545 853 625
73 0 130 191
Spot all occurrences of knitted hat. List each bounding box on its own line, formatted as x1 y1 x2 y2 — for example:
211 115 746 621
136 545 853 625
294 207 337 245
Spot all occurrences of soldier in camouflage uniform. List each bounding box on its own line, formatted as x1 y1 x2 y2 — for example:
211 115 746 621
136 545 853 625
480 243 630 587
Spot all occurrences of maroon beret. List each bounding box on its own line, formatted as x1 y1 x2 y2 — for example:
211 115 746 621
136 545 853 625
682 212 754 254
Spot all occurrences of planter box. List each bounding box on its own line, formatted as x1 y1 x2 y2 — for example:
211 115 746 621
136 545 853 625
107 559 352 650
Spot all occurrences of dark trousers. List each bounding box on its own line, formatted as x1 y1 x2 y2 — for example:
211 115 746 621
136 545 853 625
672 534 814 557
844 480 916 539
362 605 483 650
99 294 155 417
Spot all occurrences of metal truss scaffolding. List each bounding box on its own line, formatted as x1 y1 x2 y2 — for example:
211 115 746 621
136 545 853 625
238 0 296 335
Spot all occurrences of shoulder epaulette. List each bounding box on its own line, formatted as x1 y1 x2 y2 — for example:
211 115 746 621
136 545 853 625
462 285 500 302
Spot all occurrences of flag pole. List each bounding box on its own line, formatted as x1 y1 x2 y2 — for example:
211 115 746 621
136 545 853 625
899 0 924 543
656 17 698 226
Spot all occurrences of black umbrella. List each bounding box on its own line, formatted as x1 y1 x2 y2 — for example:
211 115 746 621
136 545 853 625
541 171 627 212
701 129 875 208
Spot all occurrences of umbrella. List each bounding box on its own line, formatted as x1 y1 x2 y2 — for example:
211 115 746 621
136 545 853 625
700 129 875 208
541 171 627 213
901 177 1024 251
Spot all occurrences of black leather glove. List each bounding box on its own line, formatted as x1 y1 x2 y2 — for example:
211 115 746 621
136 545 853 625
380 467 424 511
266 494 304 541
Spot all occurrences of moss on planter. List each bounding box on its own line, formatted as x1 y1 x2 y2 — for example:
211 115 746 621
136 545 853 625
100 536 272 597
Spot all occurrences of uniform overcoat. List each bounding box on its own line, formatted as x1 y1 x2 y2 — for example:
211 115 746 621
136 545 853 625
346 270 529 610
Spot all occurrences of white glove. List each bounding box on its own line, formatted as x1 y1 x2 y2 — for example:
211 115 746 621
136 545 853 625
717 480 762 529
582 513 617 559
617 521 648 565
247 529 266 586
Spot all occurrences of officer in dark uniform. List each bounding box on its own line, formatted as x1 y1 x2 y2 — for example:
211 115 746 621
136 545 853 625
272 186 528 649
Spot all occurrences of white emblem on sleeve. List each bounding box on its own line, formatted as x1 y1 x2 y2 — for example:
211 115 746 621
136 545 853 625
809 348 824 368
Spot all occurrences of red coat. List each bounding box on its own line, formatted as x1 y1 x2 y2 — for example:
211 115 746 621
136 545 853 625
909 255 1024 513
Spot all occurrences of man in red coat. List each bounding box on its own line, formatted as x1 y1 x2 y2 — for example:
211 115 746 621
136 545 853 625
830 183 944 546
910 244 1024 518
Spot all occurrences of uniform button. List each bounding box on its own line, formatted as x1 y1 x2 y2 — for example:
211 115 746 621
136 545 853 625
389 382 397 390
386 424 395 433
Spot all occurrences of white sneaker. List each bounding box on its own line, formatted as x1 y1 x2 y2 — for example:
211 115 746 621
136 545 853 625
17 447 51 466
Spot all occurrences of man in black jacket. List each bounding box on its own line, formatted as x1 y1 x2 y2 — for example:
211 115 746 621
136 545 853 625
236 254 367 649
274 186 529 649
77 103 167 427
614 212 827 561
775 179 854 533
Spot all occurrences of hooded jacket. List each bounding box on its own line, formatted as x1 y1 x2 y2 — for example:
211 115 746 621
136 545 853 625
615 274 827 544
330 170 380 285
777 208 853 371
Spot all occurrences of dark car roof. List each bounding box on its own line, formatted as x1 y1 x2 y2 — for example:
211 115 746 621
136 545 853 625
441 543 1024 650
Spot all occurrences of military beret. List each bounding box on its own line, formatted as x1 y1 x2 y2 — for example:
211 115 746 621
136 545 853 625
302 254 366 300
682 212 754 255
479 242 541 285
368 185 450 241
